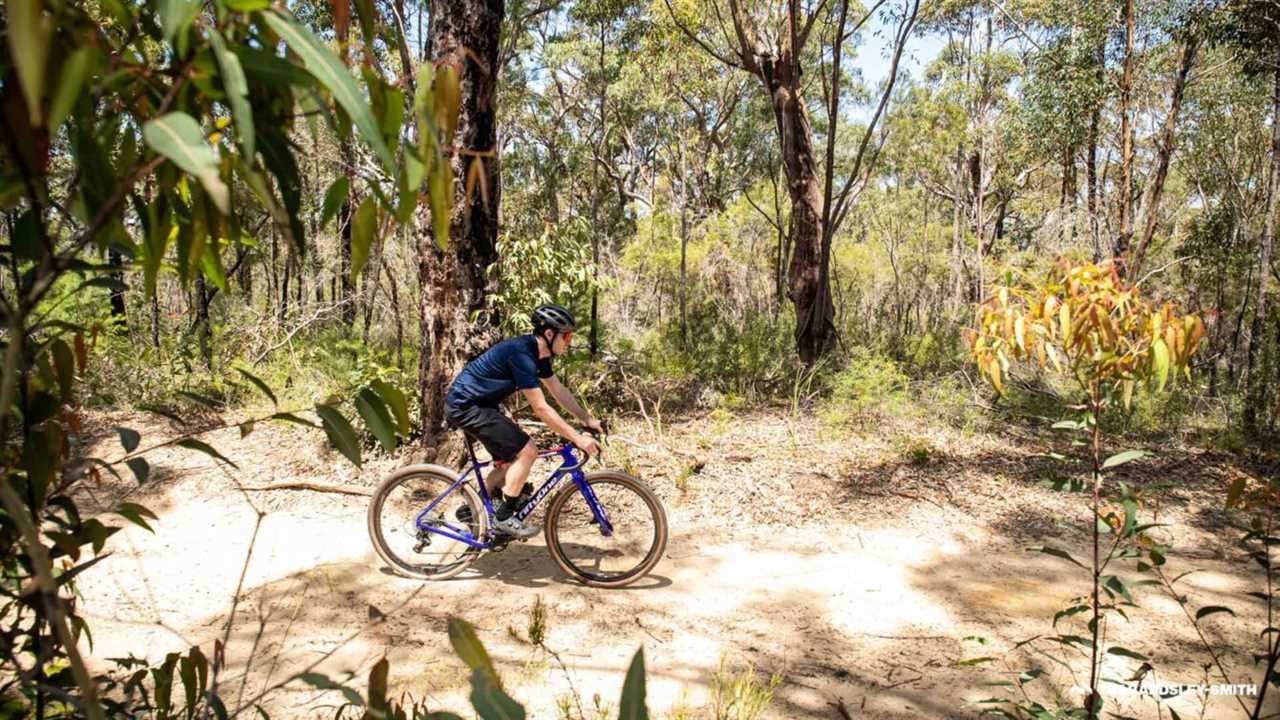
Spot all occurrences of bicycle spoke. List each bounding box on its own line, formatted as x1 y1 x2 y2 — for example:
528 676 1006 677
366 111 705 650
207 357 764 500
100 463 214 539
370 469 484 579
550 476 662 584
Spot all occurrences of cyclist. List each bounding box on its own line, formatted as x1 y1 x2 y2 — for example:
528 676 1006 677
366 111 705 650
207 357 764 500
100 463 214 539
445 304 603 539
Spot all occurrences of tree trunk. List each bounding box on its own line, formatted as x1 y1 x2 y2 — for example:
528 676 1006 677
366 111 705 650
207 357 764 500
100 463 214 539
417 0 504 457
771 162 785 316
1088 34 1104 260
384 258 405 370
238 255 253 301
951 144 965 307
150 293 160 348
754 50 830 362
280 249 291 324
194 274 212 370
1245 54 1280 433
1087 105 1100 259
339 161 356 328
1129 34 1198 279
735 3 833 362
586 22 608 358
678 132 689 348
107 248 127 324
360 235 385 345
1114 0 1136 266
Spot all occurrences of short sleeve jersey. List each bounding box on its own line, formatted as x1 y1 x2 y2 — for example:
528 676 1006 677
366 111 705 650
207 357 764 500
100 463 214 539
446 335 553 409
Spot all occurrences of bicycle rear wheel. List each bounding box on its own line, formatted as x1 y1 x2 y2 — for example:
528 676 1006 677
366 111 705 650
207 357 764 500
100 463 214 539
544 471 667 588
367 464 487 580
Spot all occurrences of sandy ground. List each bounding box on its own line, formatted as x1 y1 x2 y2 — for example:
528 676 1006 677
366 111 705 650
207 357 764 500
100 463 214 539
70 408 1278 719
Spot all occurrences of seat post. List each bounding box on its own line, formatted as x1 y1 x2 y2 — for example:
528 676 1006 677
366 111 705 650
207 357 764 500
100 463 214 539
462 432 481 468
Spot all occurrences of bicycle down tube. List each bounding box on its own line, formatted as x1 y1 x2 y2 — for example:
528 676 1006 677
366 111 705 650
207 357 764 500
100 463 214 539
415 444 609 548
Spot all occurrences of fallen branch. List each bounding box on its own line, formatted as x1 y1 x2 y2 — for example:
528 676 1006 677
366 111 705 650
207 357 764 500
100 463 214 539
240 482 371 496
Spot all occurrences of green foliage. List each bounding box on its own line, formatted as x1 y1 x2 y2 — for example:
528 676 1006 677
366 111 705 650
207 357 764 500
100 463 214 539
894 435 936 466
967 261 1206 717
708 654 779 720
485 219 602 335
638 312 797 403
0 0 455 710
819 348 911 427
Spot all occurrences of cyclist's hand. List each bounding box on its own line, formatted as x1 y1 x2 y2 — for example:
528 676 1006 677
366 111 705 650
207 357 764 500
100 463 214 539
573 432 601 456
585 418 605 436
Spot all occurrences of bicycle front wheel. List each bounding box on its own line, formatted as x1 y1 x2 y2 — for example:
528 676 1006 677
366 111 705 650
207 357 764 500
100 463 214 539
367 464 486 580
544 471 667 588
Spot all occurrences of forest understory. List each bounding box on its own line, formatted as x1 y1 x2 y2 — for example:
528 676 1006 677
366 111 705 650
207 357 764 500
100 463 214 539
71 406 1276 719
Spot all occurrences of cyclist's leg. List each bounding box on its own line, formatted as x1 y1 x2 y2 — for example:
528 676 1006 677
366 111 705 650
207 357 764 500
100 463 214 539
500 441 537 497
483 463 508 496
453 406 538 535
450 405 529 470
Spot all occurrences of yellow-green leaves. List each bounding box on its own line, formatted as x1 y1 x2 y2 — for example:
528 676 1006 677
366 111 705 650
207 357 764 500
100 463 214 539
429 157 452 250
1151 337 1170 391
49 46 98 131
412 61 462 251
968 260 1203 400
351 196 377 285
320 176 350 231
434 64 461 140
262 10 394 173
143 113 230 213
160 0 200 46
7 0 53 126
209 31 255 161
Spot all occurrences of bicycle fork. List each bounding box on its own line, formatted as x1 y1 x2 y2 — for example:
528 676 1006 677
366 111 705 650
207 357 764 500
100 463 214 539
573 470 614 536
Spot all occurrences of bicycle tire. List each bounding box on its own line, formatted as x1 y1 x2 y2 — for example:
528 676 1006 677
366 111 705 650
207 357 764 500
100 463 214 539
367 464 487 580
543 470 668 588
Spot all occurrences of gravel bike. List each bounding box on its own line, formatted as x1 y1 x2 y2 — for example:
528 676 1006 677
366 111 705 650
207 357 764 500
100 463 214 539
367 426 667 588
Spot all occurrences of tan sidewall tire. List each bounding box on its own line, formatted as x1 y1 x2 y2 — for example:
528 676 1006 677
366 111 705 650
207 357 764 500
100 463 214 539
543 470 668 588
367 464 486 580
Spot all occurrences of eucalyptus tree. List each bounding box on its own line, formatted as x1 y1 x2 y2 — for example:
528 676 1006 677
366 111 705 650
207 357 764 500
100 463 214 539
663 0 919 362
415 0 507 455
1216 0 1280 434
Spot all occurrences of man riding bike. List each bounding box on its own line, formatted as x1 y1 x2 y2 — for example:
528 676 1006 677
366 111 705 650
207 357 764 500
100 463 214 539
445 304 603 539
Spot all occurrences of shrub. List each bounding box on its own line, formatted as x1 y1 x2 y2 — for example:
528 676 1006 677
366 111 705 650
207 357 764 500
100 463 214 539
818 347 911 427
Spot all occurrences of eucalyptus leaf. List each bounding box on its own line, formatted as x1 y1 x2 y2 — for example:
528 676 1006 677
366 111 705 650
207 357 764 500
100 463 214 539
619 649 649 720
1102 449 1147 470
351 196 377 285
210 30 255 160
320 176 350 231
355 388 396 453
116 502 158 533
49 46 98 130
315 404 361 466
7 0 53 125
177 439 240 469
262 11 394 172
143 113 230 213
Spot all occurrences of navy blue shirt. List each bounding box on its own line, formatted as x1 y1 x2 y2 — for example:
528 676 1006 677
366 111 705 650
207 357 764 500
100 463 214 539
446 335 553 409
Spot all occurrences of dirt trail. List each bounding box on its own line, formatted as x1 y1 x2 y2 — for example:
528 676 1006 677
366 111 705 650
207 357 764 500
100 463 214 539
73 410 1276 719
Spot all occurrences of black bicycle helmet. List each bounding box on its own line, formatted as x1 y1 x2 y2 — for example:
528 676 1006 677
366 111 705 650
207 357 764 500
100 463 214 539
530 304 576 335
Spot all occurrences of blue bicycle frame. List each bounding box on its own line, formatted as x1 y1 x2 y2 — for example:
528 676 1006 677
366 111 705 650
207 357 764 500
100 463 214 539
412 444 613 550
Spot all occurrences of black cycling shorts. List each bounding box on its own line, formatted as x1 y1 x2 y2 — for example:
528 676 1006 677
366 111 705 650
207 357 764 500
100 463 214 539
446 404 530 462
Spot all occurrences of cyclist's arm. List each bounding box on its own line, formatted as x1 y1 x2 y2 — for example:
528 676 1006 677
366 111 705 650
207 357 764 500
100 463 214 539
520 387 585 444
540 376 593 426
